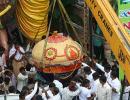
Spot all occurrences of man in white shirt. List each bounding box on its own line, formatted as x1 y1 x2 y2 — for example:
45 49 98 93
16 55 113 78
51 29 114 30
8 86 17 94
53 78 63 94
96 75 112 100
25 82 38 100
78 62 95 75
42 84 61 100
91 72 100 100
62 80 80 100
4 70 17 88
109 71 121 100
123 85 130 100
95 62 112 83
9 44 25 60
91 72 100 94
84 67 94 85
7 86 19 100
42 83 56 100
79 79 94 100
17 67 28 92
48 87 61 100
9 44 25 76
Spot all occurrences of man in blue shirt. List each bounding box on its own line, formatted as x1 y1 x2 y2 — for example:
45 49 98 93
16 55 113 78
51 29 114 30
93 24 104 61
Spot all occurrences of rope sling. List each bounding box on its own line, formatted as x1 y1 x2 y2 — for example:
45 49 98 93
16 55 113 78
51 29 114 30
31 0 87 79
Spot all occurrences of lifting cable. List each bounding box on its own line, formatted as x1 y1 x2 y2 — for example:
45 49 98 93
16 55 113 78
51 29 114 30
58 3 70 35
83 2 87 55
28 2 53 51
57 0 84 52
55 0 85 79
41 0 57 68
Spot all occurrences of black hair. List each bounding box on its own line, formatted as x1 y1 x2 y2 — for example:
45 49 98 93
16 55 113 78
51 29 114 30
0 47 5 56
35 87 39 95
104 65 111 71
111 71 117 78
19 90 28 99
52 87 59 95
0 90 4 95
9 86 16 93
4 77 10 85
102 58 110 66
35 95 43 100
92 72 99 80
19 67 25 72
26 63 32 71
73 75 84 83
81 79 90 86
37 80 42 86
4 70 11 76
99 75 107 83
22 86 29 91
0 77 3 84
15 42 20 46
49 82 55 88
87 60 96 68
84 67 91 74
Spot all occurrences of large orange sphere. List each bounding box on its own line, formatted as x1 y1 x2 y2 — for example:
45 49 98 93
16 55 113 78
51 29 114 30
32 31 83 73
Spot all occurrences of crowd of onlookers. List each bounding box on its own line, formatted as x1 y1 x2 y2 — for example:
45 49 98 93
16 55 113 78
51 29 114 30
0 43 130 100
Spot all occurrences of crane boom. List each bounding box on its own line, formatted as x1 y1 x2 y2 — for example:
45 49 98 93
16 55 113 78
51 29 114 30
85 0 130 83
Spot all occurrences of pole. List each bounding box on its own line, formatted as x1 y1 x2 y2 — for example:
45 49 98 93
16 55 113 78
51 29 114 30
88 10 93 58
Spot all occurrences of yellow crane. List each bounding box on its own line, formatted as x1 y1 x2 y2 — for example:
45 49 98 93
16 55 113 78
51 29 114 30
85 0 130 83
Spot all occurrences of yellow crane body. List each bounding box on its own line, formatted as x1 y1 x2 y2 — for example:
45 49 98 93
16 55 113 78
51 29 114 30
85 0 130 83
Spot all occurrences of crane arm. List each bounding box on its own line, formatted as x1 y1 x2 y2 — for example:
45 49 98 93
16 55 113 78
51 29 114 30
85 0 130 83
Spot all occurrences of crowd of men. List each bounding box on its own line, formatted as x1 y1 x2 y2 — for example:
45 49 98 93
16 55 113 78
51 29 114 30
0 43 130 100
